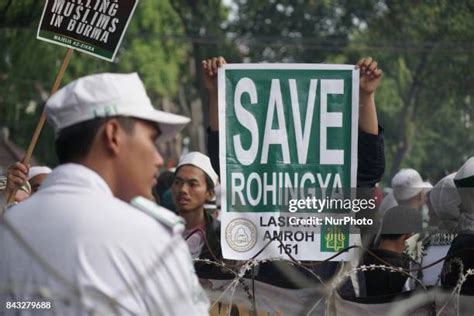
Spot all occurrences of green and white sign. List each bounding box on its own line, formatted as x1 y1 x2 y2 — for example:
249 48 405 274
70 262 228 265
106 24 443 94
37 0 138 61
219 64 360 260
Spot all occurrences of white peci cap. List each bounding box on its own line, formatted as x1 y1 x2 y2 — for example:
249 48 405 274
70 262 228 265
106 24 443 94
46 73 190 142
429 173 460 230
454 157 474 188
177 152 219 187
391 168 426 201
27 166 52 181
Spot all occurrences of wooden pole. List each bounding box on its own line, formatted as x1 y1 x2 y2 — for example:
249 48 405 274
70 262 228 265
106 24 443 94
5 48 74 207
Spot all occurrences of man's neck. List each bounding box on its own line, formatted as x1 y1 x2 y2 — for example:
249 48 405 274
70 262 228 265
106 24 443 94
79 155 125 200
379 239 406 254
180 207 206 230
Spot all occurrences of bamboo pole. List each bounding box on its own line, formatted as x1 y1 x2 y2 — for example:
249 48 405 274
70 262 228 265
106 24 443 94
4 48 74 207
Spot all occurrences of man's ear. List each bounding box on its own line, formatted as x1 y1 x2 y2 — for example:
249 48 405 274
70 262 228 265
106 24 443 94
102 119 123 156
206 189 215 202
416 191 427 205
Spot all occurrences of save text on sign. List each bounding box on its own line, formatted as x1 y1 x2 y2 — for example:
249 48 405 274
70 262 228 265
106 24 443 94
232 78 345 165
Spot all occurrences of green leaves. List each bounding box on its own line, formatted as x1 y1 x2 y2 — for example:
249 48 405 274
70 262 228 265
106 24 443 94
0 0 472 181
0 1 189 165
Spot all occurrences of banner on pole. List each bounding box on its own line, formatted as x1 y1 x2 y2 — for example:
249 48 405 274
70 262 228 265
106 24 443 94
37 0 139 61
219 64 362 261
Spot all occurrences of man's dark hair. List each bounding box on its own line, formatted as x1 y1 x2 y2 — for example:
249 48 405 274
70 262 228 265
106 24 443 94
55 116 135 164
380 234 404 241
153 171 175 202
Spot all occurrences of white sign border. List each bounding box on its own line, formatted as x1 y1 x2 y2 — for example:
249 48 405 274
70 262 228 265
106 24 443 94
219 63 360 260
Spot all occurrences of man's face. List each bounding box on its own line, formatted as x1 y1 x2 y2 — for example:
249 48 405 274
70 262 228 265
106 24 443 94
171 165 212 214
116 120 163 201
414 190 428 209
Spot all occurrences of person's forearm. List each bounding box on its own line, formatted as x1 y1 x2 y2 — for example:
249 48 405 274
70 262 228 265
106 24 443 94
209 92 219 131
359 92 378 135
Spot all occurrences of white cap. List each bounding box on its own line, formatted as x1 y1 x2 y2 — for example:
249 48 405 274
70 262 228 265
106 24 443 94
423 181 433 191
429 173 460 230
391 168 426 201
453 157 474 231
27 166 52 181
177 152 219 187
454 157 474 187
46 73 190 142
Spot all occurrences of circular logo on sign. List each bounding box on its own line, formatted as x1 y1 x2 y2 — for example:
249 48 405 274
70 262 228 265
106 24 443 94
225 219 257 252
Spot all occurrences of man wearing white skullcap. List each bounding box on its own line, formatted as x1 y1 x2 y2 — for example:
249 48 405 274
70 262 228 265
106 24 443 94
27 166 52 193
1 172 30 204
391 168 431 209
442 157 474 294
376 169 430 237
2 164 52 206
172 152 218 256
419 173 460 286
1 163 47 205
429 173 461 231
0 73 209 315
454 157 474 231
171 152 230 279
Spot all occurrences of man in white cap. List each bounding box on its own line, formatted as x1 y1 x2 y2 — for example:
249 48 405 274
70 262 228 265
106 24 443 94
419 173 459 286
1 162 31 205
0 73 209 315
391 168 429 209
378 168 432 263
172 152 218 253
28 166 52 193
379 168 431 229
171 152 230 278
3 164 52 202
442 156 474 293
453 156 474 216
1 171 31 204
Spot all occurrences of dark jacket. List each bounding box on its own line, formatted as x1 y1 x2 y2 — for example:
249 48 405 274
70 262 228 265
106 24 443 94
194 211 235 280
441 233 474 295
199 211 221 263
339 249 411 298
360 249 411 297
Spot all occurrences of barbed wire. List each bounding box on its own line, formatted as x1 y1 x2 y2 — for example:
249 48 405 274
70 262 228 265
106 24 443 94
196 236 474 315
2 200 474 315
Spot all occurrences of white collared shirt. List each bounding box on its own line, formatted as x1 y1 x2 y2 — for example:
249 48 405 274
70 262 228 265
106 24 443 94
0 163 209 315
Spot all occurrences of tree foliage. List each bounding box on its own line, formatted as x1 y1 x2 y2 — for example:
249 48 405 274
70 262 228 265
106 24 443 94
0 0 189 165
356 1 474 182
228 0 379 62
0 0 472 184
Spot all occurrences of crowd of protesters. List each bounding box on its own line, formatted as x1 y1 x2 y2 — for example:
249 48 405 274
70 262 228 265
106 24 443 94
0 56 473 315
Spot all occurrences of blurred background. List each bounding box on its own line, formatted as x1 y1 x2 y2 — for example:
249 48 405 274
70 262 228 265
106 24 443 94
0 0 473 185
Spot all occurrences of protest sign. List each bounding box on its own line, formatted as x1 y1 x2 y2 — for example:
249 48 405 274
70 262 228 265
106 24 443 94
4 1 139 207
37 0 139 61
219 64 362 260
